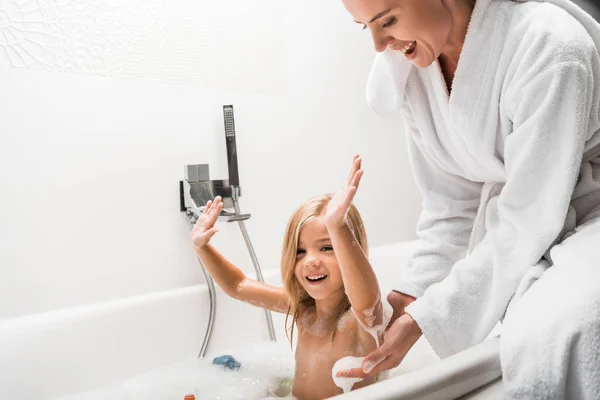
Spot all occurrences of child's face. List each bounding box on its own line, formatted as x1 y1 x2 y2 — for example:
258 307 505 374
294 218 344 300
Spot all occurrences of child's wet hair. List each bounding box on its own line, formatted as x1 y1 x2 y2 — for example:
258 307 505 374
280 194 368 346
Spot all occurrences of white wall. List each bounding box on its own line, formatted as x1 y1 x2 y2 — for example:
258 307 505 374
0 0 421 320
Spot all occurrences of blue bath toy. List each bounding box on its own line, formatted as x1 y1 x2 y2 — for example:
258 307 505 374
212 354 241 370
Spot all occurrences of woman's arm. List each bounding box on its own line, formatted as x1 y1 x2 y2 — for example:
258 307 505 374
325 157 383 330
407 56 598 358
398 106 482 299
192 197 291 314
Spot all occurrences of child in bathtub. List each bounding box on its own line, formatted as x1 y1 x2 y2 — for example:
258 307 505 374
191 156 386 399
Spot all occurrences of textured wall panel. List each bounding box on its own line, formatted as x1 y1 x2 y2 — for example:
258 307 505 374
0 0 285 93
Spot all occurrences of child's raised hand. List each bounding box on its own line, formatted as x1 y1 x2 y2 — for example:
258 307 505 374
191 196 223 249
325 155 364 229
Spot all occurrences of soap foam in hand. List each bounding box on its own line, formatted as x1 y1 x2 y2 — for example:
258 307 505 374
331 356 365 394
331 291 395 394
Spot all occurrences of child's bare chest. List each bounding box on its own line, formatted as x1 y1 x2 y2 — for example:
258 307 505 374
293 335 351 399
292 320 376 399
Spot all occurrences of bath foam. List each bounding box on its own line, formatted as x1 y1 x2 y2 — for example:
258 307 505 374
330 293 394 393
57 341 294 400
331 356 365 393
336 310 354 332
353 294 393 348
299 309 336 337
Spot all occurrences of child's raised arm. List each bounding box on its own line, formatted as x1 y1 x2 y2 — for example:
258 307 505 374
325 156 383 329
191 197 291 314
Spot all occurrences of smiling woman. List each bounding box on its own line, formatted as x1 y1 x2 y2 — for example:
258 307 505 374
343 0 474 70
338 0 600 398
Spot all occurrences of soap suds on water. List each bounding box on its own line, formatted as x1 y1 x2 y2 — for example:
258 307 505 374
58 341 295 400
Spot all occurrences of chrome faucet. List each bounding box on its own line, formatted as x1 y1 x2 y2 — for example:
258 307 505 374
181 164 249 223
180 105 277 358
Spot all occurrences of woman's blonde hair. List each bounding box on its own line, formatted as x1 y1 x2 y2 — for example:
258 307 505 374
281 194 368 346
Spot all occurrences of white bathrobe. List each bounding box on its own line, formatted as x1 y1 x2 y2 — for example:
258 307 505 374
367 0 600 397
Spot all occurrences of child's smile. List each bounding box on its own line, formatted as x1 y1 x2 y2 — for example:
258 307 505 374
306 273 328 284
295 218 344 299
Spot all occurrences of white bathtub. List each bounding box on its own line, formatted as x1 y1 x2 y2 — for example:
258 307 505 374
0 240 503 399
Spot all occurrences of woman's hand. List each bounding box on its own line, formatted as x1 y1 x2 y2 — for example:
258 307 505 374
386 291 416 331
191 196 223 250
336 312 422 379
325 155 364 229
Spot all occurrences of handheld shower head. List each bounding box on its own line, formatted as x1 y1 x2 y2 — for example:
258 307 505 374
179 105 277 346
223 105 240 189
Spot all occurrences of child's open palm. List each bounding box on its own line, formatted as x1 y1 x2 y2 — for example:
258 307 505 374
325 155 364 228
191 196 223 249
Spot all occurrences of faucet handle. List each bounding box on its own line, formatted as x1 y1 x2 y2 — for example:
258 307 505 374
186 207 250 224
185 164 210 183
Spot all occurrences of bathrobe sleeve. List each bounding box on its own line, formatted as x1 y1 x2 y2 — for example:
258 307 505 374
394 108 482 299
405 59 594 357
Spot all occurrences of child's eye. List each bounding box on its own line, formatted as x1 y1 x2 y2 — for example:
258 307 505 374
382 17 397 29
296 249 306 256
321 246 333 252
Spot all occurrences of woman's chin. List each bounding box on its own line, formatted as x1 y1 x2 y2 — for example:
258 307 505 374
406 46 435 69
412 54 435 69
